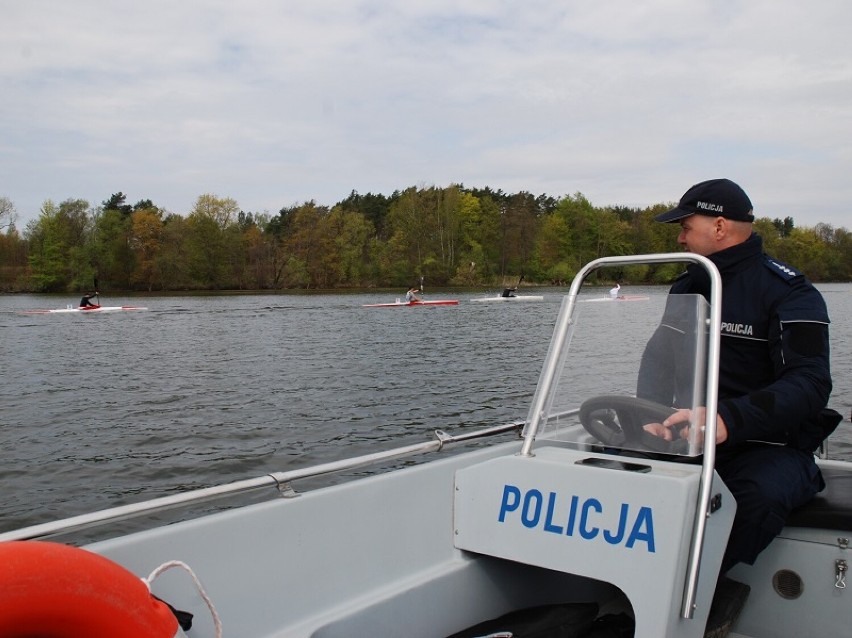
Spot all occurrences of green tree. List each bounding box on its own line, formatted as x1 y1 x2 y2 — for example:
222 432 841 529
103 192 133 216
324 206 374 286
385 188 429 285
532 213 573 283
469 191 504 282
500 191 540 278
825 226 852 281
754 218 783 256
25 199 94 291
451 191 487 285
338 190 394 239
775 227 829 280
772 216 794 238
185 194 240 288
91 208 134 289
283 201 331 287
157 215 192 289
553 193 597 272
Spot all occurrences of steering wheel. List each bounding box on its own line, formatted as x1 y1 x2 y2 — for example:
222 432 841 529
578 395 689 455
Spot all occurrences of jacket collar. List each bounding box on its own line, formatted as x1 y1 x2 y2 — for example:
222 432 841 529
683 233 763 295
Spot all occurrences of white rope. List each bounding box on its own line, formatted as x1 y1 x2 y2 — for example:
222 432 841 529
143 560 223 638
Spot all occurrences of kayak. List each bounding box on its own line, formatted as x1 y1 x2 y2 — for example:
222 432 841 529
472 295 544 303
577 295 649 303
363 299 459 308
20 305 149 314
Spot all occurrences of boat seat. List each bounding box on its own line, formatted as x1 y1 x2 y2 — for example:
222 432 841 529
786 466 852 531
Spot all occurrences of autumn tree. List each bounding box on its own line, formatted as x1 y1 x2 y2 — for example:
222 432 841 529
0 198 27 290
281 201 331 287
129 208 165 290
0 197 16 231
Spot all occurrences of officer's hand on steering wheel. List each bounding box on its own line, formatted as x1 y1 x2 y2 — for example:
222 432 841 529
643 407 728 445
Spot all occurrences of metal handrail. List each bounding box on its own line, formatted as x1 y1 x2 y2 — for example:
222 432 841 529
0 420 525 543
519 252 723 620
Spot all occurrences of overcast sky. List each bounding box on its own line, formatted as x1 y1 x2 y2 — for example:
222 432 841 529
3 1 850 230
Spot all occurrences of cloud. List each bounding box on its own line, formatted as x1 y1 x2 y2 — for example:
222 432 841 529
2 0 851 229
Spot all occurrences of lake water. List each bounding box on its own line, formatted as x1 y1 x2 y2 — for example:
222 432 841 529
1 284 850 535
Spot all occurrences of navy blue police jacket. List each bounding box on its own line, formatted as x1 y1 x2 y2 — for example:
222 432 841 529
638 233 836 452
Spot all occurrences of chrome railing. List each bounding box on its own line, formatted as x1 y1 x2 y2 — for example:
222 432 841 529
0 420 525 543
519 252 723 620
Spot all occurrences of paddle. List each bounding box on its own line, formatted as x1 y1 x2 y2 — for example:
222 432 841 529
94 276 100 307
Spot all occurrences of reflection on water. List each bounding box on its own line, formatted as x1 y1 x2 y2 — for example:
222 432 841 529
0 284 850 533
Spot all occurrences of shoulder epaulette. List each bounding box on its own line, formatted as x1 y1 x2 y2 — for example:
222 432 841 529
763 256 800 281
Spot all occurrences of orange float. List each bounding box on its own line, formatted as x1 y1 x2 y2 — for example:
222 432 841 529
0 540 179 637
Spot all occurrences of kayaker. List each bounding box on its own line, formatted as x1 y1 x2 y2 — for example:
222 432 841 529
500 287 517 298
609 283 621 299
79 292 99 308
637 178 841 638
405 286 421 302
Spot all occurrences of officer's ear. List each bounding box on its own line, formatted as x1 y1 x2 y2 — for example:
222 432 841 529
717 217 750 243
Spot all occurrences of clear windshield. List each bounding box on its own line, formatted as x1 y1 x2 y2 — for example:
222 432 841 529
525 292 709 457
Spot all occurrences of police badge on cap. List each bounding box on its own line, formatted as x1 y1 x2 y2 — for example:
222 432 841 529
655 179 754 223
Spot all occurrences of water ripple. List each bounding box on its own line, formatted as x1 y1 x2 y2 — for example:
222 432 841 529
1 286 850 533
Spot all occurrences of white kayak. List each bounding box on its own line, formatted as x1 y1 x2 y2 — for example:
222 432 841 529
20 305 149 315
471 294 544 302
577 294 649 303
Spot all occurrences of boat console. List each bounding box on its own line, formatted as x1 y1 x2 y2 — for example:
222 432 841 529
452 253 850 637
454 253 732 637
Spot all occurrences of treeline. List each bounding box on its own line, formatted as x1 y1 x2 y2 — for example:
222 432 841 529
0 186 850 293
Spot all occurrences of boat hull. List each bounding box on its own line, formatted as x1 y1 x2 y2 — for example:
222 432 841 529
362 300 459 307
471 295 544 302
70 441 852 638
20 305 149 314
577 295 649 303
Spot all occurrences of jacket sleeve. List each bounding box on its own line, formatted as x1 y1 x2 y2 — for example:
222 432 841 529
718 280 833 449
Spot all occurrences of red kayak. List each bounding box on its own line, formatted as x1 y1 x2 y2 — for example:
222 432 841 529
363 299 459 308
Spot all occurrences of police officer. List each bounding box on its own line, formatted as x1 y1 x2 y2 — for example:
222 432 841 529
637 178 841 637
